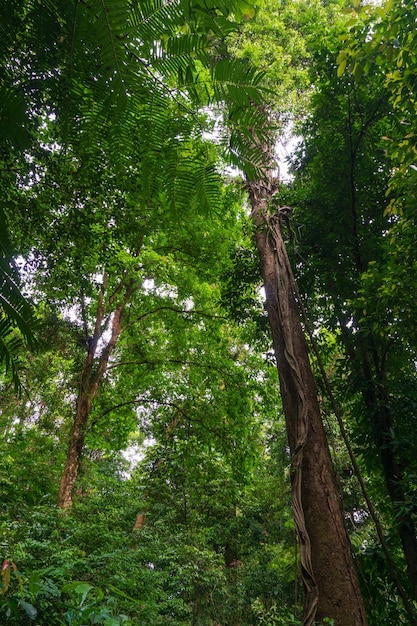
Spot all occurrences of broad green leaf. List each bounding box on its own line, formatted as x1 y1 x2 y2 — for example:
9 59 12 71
17 600 37 620
337 58 347 77
353 62 364 82
336 50 347 65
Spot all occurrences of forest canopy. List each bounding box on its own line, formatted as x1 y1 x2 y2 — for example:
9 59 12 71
1 1 417 625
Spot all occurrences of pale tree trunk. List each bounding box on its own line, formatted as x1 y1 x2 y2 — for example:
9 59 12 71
58 281 134 510
247 176 367 626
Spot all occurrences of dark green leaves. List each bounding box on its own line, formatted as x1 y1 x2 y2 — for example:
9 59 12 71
0 209 37 390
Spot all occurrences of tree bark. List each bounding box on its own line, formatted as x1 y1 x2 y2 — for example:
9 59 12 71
340 319 417 601
360 348 417 601
58 287 132 510
248 177 367 626
344 102 417 598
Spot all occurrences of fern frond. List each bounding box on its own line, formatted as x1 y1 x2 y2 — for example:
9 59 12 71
0 250 36 390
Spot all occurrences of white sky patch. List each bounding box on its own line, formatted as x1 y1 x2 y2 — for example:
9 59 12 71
276 132 301 183
121 436 156 477
142 278 178 300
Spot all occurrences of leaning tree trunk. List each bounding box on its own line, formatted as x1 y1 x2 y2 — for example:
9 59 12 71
58 285 133 510
248 176 368 626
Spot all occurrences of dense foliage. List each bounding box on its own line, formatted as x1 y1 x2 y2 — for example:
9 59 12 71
1 0 417 624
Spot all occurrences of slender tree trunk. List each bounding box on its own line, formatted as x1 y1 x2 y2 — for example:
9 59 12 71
360 352 417 600
379 428 417 601
58 290 131 510
248 177 367 626
344 105 417 598
58 373 94 510
341 322 417 600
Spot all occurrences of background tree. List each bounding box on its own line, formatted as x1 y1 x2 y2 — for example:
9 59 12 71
283 4 417 619
1 0 267 509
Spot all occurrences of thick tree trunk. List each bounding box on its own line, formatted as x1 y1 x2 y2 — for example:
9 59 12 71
248 178 367 626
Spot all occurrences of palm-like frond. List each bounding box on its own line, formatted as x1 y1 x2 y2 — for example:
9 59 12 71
0 210 36 389
7 0 267 174
0 0 268 388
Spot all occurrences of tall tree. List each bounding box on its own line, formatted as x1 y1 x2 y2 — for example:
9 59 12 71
1 0 266 508
223 1 369 622
288 9 417 610
246 164 366 626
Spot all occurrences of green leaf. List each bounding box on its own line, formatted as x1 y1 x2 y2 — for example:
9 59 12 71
353 62 364 82
17 600 37 620
336 50 347 65
337 58 347 77
103 618 123 626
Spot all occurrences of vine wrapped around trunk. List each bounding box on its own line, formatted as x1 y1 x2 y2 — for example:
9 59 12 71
247 175 367 626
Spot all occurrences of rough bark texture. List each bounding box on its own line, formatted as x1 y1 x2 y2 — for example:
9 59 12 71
248 177 367 626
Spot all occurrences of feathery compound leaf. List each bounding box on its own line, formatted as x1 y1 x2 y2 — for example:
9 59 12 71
0 209 36 389
0 272 36 390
